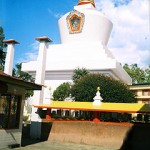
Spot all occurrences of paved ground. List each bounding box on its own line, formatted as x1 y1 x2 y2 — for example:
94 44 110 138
1 141 118 150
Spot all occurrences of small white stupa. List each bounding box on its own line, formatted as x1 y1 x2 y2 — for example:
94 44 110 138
93 87 103 106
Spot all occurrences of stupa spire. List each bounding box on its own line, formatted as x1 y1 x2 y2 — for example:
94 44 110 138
78 0 95 7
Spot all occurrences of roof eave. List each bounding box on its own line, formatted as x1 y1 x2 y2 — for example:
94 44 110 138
0 73 42 90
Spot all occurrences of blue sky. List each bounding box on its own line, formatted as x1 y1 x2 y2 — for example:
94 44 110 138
0 0 76 64
0 0 150 67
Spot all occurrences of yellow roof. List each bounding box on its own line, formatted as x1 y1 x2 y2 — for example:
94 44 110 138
34 101 150 113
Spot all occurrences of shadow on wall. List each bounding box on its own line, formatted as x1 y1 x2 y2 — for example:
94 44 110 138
120 104 150 150
120 123 150 150
21 109 52 147
21 122 53 147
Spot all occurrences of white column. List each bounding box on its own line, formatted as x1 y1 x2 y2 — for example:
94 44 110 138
3 39 19 75
33 41 47 105
30 36 52 139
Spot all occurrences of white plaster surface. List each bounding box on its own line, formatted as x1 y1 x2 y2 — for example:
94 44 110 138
4 43 15 75
59 4 113 45
22 41 131 86
22 3 132 97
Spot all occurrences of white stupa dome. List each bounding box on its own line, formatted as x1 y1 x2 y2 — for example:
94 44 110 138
58 0 113 45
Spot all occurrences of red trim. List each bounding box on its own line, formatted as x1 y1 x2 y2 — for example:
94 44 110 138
46 109 52 120
3 39 19 44
35 36 52 42
93 112 100 123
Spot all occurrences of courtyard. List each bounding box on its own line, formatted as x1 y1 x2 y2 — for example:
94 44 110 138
2 141 116 150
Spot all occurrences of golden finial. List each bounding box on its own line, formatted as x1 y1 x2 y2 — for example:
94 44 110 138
97 86 100 91
78 0 95 7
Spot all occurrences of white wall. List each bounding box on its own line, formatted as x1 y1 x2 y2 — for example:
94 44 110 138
59 4 113 45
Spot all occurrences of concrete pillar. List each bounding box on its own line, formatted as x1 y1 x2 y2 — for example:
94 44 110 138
3 39 19 75
30 36 52 139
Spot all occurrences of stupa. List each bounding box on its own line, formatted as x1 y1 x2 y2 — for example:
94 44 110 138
22 0 131 92
22 0 132 103
21 0 132 139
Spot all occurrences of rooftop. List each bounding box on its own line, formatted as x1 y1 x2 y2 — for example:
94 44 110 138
0 71 42 90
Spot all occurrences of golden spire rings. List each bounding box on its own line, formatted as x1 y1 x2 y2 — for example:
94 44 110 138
78 0 95 7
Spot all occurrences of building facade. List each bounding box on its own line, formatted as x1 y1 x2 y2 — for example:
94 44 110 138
0 71 41 149
0 39 42 149
129 84 150 104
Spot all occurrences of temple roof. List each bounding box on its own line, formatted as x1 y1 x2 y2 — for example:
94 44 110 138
34 101 150 114
78 0 95 7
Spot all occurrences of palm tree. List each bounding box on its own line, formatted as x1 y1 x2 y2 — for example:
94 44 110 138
72 67 89 83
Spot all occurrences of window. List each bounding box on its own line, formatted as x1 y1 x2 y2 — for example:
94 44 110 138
0 95 21 129
142 90 150 96
134 90 138 96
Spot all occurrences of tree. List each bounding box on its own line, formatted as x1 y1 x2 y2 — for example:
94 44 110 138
0 26 6 70
72 67 89 83
71 74 136 103
123 64 150 84
0 26 35 97
14 63 35 98
14 63 35 82
53 82 71 101
145 66 150 83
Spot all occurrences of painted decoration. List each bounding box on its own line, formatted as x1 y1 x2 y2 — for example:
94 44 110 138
66 10 85 34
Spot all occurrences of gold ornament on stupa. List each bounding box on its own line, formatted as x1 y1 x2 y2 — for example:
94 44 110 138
97 86 100 91
78 0 95 7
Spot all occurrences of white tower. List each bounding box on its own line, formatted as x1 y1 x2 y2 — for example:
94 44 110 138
3 39 19 75
30 36 52 139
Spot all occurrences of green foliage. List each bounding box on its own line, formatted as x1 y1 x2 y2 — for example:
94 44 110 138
145 66 150 83
53 67 89 101
13 63 35 98
72 67 89 83
123 64 150 84
0 65 3 70
53 82 71 101
71 74 137 103
0 26 6 70
14 63 35 82
23 115 29 122
25 90 34 98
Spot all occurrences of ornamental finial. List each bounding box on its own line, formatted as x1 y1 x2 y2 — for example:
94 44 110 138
97 86 100 91
78 0 95 7
93 86 103 106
